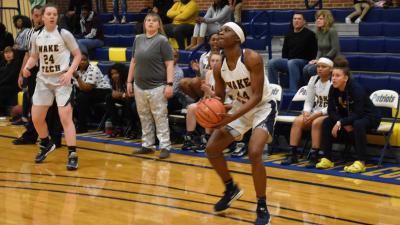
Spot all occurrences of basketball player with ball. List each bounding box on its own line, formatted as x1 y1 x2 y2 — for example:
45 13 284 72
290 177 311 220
203 22 276 225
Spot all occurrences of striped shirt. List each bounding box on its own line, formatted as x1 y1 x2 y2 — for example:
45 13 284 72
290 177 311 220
15 28 32 51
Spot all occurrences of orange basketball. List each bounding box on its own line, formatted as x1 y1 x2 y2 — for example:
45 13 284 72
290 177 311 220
195 98 226 128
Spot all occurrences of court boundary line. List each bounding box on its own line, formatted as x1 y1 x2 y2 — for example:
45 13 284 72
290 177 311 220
1 134 399 200
0 184 321 225
0 172 371 225
74 135 400 185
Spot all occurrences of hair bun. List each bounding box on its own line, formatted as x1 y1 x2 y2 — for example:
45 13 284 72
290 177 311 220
333 55 349 67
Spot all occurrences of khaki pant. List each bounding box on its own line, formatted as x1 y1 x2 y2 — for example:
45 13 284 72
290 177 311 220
348 3 371 20
234 3 243 23
134 84 171 150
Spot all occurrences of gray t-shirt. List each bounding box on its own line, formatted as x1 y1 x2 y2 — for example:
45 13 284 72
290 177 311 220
132 33 173 90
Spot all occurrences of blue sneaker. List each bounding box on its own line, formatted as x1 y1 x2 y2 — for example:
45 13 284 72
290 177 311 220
35 141 56 163
67 152 78 171
231 142 248 158
214 184 243 213
255 204 271 225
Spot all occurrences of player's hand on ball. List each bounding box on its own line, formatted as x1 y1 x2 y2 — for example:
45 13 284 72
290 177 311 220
211 112 233 129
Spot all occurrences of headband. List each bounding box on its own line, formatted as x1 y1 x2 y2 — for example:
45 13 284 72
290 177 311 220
317 57 334 67
223 22 245 44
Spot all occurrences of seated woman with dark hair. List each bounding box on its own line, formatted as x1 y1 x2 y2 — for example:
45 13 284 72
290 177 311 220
13 15 32 51
73 53 112 133
0 47 23 116
316 56 381 173
105 63 140 138
185 0 231 50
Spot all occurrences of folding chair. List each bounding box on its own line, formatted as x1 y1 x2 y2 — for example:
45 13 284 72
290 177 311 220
269 83 283 107
276 85 308 123
270 86 308 154
369 90 400 167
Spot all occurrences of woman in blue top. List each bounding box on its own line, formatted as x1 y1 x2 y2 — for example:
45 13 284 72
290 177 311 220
186 0 231 50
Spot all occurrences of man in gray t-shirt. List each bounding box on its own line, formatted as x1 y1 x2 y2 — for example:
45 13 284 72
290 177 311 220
131 34 173 90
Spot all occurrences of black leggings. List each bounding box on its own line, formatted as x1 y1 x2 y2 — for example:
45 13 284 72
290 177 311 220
75 89 111 129
321 117 380 161
105 94 140 130
164 24 194 50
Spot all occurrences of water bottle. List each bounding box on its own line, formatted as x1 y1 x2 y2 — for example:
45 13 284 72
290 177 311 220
105 120 113 135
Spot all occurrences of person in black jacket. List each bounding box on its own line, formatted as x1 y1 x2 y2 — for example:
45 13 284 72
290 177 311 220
0 23 14 52
65 0 92 34
316 56 381 173
267 13 318 92
76 6 104 54
0 47 22 115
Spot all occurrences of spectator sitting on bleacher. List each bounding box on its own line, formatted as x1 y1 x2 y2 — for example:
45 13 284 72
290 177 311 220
185 0 231 50
345 0 374 24
164 0 199 50
268 13 317 92
231 0 242 23
281 57 333 167
0 23 14 52
168 49 194 113
0 47 23 116
13 15 32 51
73 53 111 133
109 0 127 24
105 63 140 138
66 0 92 34
182 52 224 152
136 0 175 34
303 10 340 83
180 32 220 101
316 56 381 173
76 5 104 55
153 0 174 24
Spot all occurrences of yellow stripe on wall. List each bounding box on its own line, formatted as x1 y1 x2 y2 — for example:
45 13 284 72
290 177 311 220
108 48 126 62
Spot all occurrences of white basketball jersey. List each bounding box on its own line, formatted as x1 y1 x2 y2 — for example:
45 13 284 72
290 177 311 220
303 75 332 114
30 26 78 76
220 50 272 105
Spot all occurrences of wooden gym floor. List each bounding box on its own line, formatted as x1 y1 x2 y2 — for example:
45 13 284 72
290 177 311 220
0 124 399 225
